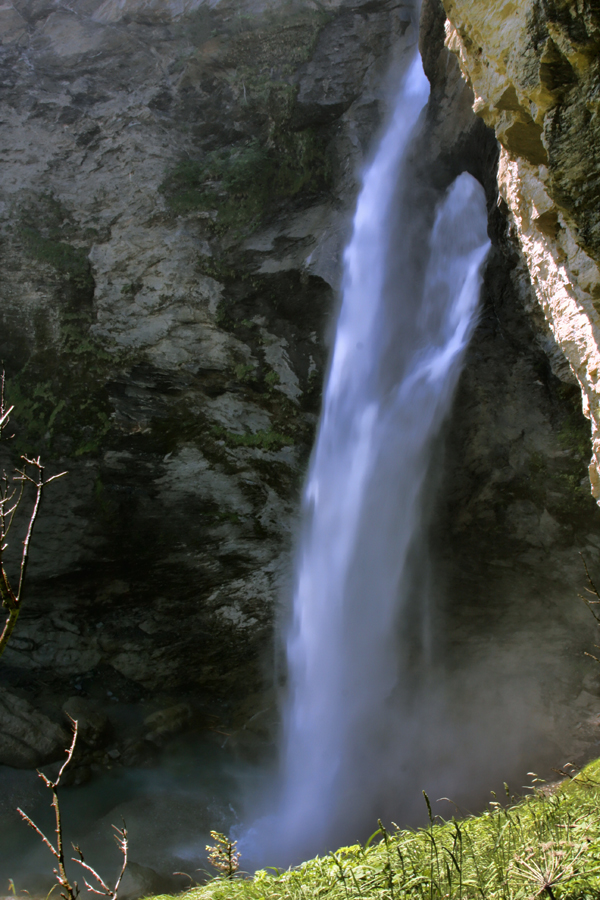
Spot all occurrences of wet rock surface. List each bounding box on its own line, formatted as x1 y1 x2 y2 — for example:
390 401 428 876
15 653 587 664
421 0 600 775
0 688 70 768
0 0 417 759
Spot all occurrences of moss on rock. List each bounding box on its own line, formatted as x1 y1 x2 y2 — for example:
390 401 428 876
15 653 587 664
160 129 331 232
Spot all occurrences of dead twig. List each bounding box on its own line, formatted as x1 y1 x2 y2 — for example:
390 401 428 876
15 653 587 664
17 721 80 900
17 721 129 900
577 552 600 624
0 372 66 658
72 822 128 900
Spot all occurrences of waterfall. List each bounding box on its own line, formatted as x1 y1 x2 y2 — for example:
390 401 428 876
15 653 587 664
247 40 491 867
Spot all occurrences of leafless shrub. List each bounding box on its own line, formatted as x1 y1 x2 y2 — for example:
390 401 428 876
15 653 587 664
0 369 66 658
18 720 128 900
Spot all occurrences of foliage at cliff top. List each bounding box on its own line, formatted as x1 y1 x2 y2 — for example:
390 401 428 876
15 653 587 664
154 759 600 900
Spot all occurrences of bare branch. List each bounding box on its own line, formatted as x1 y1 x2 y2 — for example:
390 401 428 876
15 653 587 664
0 380 67 660
82 880 108 897
578 553 600 625
112 823 129 896
72 820 128 899
580 552 600 600
578 593 600 624
0 406 13 430
72 857 112 896
16 466 43 604
17 807 59 859
45 471 68 485
55 720 79 788
0 604 20 657
18 723 81 900
4 479 26 535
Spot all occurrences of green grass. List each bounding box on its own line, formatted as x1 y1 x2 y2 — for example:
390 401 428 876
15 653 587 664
155 759 600 900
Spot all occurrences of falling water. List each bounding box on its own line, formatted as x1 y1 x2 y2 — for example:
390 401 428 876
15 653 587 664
249 41 491 866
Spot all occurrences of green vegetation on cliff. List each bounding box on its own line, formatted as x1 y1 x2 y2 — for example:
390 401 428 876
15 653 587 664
156 761 600 900
161 1 333 234
160 130 331 232
4 195 114 458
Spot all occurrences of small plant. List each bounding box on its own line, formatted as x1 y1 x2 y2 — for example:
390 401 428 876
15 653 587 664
511 840 587 899
234 363 257 383
210 425 293 451
265 370 280 389
206 831 241 878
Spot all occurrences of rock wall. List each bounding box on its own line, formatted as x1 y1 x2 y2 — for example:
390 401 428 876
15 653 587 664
439 0 600 498
0 0 418 767
416 0 600 776
1 0 599 782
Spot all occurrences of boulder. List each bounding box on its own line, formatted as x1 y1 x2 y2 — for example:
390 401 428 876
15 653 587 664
143 703 191 745
118 862 178 900
0 689 70 768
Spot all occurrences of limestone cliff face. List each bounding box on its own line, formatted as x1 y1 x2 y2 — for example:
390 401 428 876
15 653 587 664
439 0 600 498
0 0 417 766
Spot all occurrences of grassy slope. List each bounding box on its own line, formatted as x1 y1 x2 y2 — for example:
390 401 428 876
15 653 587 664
155 759 600 900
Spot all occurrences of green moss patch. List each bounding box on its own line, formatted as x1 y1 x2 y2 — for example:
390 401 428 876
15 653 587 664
211 425 293 451
19 226 93 292
6 317 114 459
160 130 331 232
181 1 331 62
17 193 94 297
1 195 124 458
163 1 334 235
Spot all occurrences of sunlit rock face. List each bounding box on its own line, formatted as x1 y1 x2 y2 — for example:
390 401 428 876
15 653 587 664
413 0 600 779
0 0 417 764
440 0 600 498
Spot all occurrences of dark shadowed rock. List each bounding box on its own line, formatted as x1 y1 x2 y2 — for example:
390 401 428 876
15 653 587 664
0 689 69 767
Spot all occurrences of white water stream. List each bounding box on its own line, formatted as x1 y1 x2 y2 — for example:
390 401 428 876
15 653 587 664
249 44 491 863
